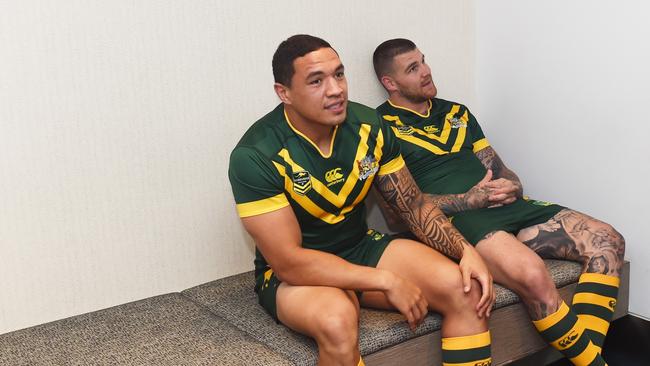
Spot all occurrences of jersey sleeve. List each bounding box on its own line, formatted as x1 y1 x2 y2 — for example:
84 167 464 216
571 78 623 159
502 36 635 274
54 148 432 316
376 114 405 176
228 146 290 218
466 107 490 153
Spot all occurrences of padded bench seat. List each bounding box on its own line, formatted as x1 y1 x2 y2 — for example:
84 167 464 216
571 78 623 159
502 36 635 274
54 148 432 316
0 293 291 366
181 260 604 366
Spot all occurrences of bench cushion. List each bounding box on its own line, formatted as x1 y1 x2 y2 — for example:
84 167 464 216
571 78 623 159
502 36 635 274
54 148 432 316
0 293 291 366
181 259 581 366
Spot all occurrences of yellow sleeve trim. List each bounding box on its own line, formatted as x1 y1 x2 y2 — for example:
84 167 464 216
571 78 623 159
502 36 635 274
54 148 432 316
236 193 290 218
472 138 490 153
378 155 405 176
441 330 491 350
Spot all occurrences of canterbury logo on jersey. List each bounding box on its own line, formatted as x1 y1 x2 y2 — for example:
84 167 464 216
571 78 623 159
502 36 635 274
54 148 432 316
325 168 344 186
558 330 579 348
609 300 617 310
474 361 492 366
423 125 439 133
292 171 312 195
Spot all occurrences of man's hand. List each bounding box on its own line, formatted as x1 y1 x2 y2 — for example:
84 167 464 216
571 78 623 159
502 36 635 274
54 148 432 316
382 272 429 331
459 244 495 318
464 170 494 209
485 178 522 206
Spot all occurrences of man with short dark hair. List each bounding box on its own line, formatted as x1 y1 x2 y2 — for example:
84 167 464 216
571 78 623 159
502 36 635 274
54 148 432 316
229 34 494 366
372 38 625 366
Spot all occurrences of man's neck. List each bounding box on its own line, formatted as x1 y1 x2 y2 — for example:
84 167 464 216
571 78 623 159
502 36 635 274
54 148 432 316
388 95 430 115
284 107 335 155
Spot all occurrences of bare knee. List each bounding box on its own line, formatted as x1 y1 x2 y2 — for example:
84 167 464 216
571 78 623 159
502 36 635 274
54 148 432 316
434 274 482 315
312 300 359 357
514 258 557 306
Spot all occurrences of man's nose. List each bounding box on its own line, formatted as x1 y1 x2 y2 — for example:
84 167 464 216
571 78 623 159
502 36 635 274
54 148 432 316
325 77 343 96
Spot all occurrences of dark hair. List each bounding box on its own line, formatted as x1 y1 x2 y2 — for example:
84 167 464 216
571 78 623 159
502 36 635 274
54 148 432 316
272 34 332 87
372 38 417 80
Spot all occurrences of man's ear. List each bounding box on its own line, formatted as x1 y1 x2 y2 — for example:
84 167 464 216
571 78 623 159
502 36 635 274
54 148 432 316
380 75 397 93
274 83 291 104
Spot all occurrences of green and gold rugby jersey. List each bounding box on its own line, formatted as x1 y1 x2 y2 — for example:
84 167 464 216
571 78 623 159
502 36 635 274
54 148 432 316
229 102 404 276
376 98 489 195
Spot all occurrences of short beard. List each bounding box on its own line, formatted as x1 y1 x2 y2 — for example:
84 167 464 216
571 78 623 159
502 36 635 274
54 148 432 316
401 91 429 104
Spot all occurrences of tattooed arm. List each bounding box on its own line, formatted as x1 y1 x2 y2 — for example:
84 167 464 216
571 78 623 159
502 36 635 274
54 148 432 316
375 166 495 316
475 146 523 204
374 169 495 230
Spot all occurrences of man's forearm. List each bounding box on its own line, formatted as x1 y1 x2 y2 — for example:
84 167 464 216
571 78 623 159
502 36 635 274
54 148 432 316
376 169 467 259
428 192 481 216
476 147 523 197
273 247 395 290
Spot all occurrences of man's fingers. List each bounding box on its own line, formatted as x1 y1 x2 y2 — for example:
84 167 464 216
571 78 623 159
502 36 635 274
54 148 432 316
461 267 471 293
487 289 497 317
418 298 429 322
478 169 493 185
411 302 422 326
475 275 492 314
404 308 416 331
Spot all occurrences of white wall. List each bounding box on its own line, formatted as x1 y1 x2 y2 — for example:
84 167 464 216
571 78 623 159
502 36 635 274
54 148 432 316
0 0 475 334
475 1 650 317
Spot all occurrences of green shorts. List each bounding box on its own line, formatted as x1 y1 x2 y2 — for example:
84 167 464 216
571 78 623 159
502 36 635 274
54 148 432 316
449 197 564 245
254 229 393 321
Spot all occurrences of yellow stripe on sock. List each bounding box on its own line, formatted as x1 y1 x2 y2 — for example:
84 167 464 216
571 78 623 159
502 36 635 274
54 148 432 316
441 330 491 350
443 357 492 366
569 341 601 365
357 357 365 366
578 273 620 287
577 314 610 335
532 301 570 332
573 292 617 309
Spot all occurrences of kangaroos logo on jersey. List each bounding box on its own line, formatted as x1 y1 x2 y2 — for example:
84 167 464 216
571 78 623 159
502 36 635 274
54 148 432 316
449 116 467 129
474 361 492 366
292 170 312 195
424 125 439 134
325 167 344 187
558 330 579 349
396 125 415 135
357 155 379 180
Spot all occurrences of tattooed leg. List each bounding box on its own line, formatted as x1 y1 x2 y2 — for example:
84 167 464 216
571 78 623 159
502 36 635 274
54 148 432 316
517 209 625 276
519 209 626 353
475 230 561 320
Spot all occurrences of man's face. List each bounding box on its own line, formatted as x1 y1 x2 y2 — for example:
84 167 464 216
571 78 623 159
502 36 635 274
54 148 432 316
388 48 437 103
280 47 348 127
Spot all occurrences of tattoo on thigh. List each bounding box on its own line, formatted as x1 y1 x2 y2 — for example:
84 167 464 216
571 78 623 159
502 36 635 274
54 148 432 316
522 209 624 276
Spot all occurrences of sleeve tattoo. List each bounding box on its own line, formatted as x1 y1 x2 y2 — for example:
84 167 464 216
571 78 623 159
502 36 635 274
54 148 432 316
375 168 467 259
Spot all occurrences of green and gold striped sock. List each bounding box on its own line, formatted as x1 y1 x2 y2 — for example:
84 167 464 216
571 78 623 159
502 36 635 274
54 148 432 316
441 330 492 366
572 273 620 352
533 301 606 366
